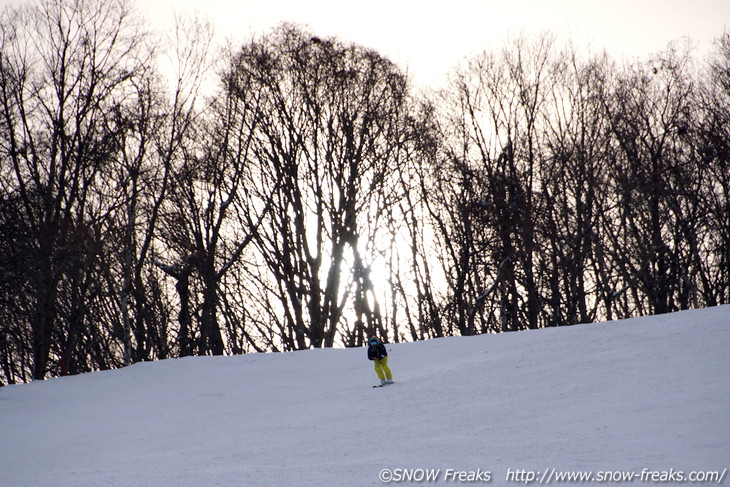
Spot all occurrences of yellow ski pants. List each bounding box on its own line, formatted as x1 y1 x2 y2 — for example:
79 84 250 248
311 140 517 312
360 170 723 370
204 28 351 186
374 357 392 380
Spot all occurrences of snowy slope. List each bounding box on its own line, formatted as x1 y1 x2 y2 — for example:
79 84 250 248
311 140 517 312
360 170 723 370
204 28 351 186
1 306 729 486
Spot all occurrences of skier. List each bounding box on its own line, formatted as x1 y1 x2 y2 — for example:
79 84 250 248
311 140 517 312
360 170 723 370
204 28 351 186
367 336 393 386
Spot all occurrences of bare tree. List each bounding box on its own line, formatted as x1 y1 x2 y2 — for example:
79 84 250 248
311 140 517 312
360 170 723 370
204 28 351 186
0 0 151 379
601 41 698 316
694 31 730 306
430 34 558 334
223 25 412 350
112 12 214 362
540 46 614 324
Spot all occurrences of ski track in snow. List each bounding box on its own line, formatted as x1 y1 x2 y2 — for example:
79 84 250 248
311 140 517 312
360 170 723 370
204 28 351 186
1 306 728 486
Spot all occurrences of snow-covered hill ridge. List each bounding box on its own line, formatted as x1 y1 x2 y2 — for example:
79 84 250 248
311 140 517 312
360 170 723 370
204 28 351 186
1 306 729 486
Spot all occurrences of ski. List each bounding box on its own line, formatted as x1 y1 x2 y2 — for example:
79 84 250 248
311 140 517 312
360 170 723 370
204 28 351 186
373 382 394 388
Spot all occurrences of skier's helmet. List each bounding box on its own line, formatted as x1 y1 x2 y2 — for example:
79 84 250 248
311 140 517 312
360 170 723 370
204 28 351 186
369 336 379 346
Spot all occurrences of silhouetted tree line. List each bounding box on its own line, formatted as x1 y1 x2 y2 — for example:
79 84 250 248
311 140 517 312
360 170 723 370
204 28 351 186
1 0 728 383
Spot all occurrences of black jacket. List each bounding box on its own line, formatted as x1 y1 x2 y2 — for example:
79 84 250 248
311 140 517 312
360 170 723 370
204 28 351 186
368 342 388 361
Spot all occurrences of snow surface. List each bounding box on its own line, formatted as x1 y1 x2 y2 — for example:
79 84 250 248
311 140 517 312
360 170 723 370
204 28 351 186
1 306 729 486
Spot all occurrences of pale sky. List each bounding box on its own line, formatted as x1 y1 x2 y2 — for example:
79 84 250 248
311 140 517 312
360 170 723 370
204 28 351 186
4 0 729 86
137 0 730 87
